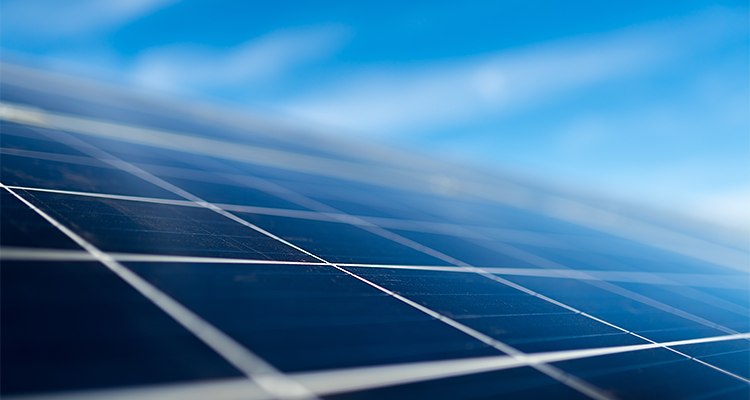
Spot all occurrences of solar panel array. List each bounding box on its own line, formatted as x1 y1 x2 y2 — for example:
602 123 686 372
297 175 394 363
1 64 749 400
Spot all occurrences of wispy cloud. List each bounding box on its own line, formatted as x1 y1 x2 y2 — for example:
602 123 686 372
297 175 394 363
685 188 750 228
279 8 746 137
131 25 351 94
1 0 178 39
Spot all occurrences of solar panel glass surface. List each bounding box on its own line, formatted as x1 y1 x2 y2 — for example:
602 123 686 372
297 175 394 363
1 66 748 400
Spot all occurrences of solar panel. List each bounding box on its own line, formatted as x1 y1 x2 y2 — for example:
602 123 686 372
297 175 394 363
1 64 748 400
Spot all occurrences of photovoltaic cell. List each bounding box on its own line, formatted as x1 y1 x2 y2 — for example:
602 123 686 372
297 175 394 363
0 149 184 200
1 261 243 394
348 267 647 353
17 191 316 262
237 213 455 266
550 348 749 399
124 262 501 372
0 190 81 249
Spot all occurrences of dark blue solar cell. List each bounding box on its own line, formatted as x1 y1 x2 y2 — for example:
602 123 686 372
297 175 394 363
265 179 442 220
16 191 316 262
303 192 427 220
1 124 92 156
701 385 750 400
500 275 731 343
672 340 750 380
511 242 742 276
349 267 648 353
613 282 750 333
0 261 243 394
691 286 750 311
388 229 545 269
0 153 184 199
551 347 748 400
157 175 309 210
0 190 81 249
125 262 501 372
237 212 454 266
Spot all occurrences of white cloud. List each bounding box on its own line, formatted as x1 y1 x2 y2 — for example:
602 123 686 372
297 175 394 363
131 25 351 93
685 188 750 230
279 8 747 137
1 0 178 38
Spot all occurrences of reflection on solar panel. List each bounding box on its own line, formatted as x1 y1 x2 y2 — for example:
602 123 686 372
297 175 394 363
1 63 749 400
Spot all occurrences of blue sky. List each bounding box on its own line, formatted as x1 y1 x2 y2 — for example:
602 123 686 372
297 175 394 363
2 0 748 229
